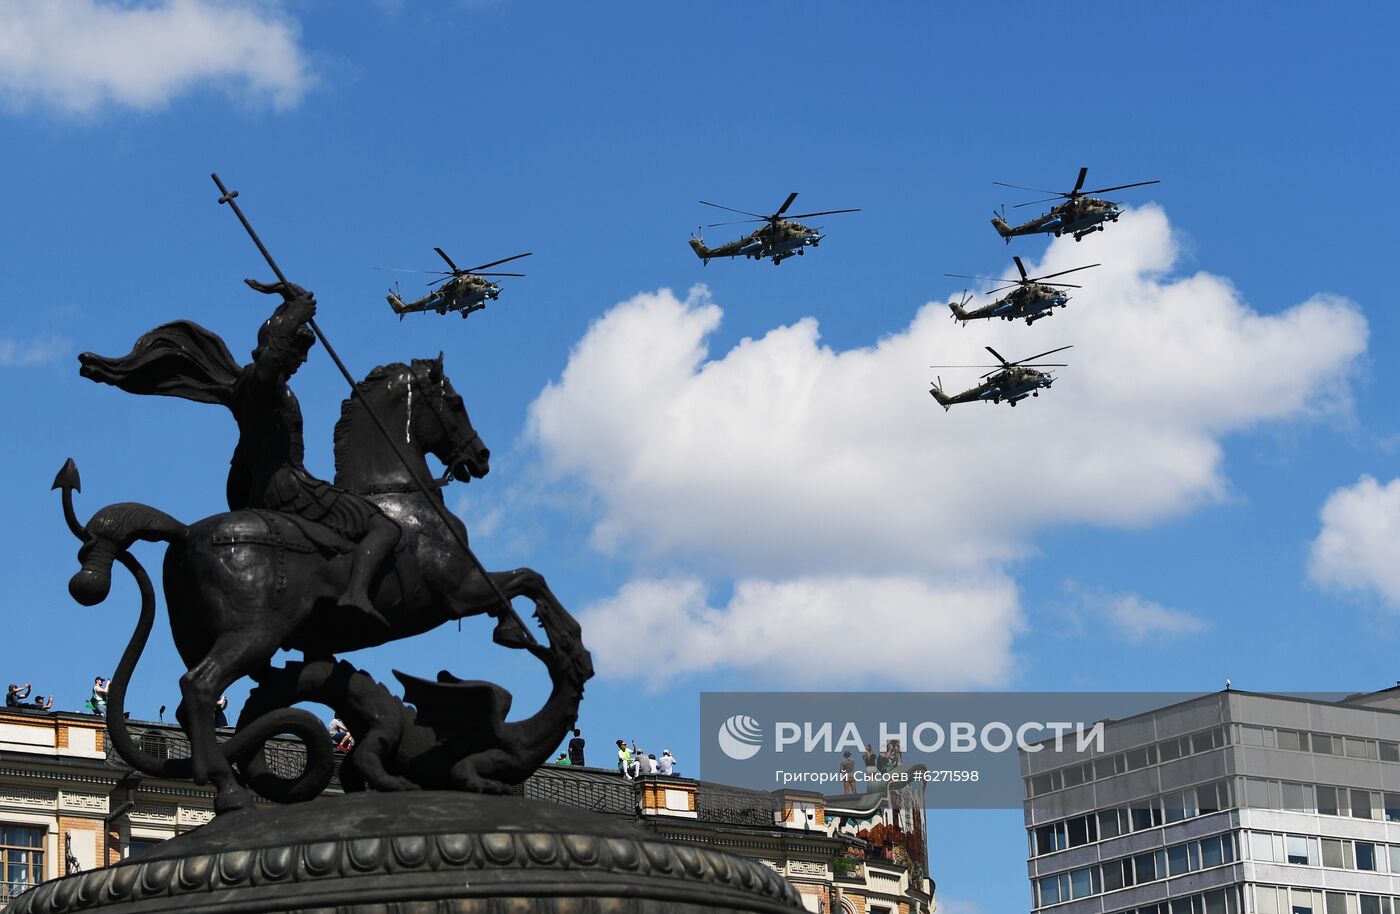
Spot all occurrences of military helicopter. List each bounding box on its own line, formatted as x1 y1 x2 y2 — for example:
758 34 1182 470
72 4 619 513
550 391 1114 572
929 345 1072 410
382 248 532 320
688 192 860 266
944 257 1098 326
991 167 1159 243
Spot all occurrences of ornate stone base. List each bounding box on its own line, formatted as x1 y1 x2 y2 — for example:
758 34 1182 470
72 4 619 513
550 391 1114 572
14 792 803 913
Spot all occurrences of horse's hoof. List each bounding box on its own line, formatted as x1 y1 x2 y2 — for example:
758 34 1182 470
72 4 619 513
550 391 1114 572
491 617 530 649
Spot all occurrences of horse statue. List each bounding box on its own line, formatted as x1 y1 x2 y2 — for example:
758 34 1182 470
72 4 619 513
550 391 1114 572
56 353 593 813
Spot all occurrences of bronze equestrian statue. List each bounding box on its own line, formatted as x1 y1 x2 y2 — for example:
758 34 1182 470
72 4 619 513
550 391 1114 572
58 279 592 813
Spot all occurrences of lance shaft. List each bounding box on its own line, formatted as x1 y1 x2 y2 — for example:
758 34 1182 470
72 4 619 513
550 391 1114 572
210 173 535 647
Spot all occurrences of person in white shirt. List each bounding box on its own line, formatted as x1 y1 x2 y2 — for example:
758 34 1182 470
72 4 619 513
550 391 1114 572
658 749 677 776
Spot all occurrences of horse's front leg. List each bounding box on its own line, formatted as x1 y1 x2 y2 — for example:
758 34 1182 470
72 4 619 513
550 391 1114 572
444 567 550 649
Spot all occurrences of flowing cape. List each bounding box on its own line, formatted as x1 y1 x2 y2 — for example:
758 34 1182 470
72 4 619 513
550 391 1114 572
79 320 241 409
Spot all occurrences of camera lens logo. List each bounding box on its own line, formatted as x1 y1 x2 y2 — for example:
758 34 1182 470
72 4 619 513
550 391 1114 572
717 715 764 760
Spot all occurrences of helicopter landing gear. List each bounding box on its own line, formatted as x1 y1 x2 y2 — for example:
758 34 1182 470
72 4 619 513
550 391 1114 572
798 249 804 255
773 257 781 265
1032 391 1039 397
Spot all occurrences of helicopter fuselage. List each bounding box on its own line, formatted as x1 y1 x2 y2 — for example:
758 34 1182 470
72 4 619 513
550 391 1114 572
930 367 1055 410
387 274 500 319
992 197 1123 243
951 283 1070 326
690 220 824 265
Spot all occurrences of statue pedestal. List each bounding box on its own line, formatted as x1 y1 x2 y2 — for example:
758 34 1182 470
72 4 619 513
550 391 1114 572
16 792 803 913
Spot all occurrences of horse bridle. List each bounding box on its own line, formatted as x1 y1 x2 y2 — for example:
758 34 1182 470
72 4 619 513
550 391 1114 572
409 362 485 485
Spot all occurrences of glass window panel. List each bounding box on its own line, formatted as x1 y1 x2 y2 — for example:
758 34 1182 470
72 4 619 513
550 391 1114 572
1132 806 1155 832
1161 739 1181 761
1064 765 1084 788
1039 875 1060 906
1169 844 1190 874
1357 843 1377 871
1194 730 1217 753
1172 898 1195 914
1380 742 1399 762
1101 859 1124 891
1258 888 1280 914
1287 834 1312 865
1202 836 1224 868
1098 809 1122 840
1327 896 1348 914
1068 817 1090 847
1315 734 1337 755
1362 898 1382 914
1294 890 1320 914
1189 842 1201 870
1385 794 1400 822
1134 852 1156 883
1389 845 1400 872
1070 867 1092 899
1278 729 1303 751
1094 759 1116 780
1127 747 1150 770
1206 891 1228 914
1284 782 1313 812
1323 839 1346 869
1199 782 1223 815
1352 790 1374 820
1165 793 1187 823
1247 778 1272 808
1242 726 1264 747
1318 786 1341 816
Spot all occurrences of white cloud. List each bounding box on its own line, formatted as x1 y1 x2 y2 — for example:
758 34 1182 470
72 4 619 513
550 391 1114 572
578 574 1021 689
1309 476 1400 608
0 0 311 114
0 336 68 366
530 207 1366 686
1072 589 1206 645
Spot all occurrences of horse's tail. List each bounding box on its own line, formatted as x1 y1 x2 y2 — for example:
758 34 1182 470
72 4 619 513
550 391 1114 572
53 460 193 778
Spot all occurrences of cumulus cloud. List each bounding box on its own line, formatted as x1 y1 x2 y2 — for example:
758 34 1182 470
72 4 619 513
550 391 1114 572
531 206 1366 685
0 336 68 366
0 0 311 114
578 574 1021 689
1309 476 1400 608
1066 586 1206 645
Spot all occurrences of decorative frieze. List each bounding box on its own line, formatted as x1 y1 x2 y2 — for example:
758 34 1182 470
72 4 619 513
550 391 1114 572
128 802 176 824
59 791 109 813
0 786 58 809
789 859 830 877
177 806 215 827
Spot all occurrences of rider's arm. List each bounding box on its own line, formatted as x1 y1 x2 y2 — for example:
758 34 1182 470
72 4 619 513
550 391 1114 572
249 287 316 386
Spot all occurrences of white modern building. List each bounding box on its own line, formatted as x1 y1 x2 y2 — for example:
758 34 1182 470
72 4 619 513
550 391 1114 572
1022 688 1400 914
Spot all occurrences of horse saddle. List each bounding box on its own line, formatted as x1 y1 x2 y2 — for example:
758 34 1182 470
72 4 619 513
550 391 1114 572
210 509 353 556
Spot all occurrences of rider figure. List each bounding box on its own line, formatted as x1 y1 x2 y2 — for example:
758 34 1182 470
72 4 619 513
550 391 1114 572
232 280 400 626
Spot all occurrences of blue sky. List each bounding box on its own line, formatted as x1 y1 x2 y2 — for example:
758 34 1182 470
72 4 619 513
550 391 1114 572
2 3 1399 912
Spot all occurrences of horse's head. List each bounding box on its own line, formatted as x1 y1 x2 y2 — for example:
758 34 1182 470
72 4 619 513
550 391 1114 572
407 353 490 483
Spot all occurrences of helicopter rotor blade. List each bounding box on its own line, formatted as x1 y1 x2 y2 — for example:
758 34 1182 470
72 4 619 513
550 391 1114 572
1081 179 1160 196
708 219 767 227
1009 345 1074 366
1013 257 1028 282
773 192 799 218
1030 263 1100 282
373 267 454 275
700 200 768 219
473 272 527 277
1012 196 1067 208
985 346 1010 367
464 252 533 273
1071 167 1088 195
992 180 1063 195
944 272 1020 284
434 247 460 272
1036 282 1082 289
785 208 861 219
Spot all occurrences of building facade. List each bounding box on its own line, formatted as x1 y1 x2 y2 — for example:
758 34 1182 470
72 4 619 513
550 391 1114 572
0 707 933 914
1022 688 1400 914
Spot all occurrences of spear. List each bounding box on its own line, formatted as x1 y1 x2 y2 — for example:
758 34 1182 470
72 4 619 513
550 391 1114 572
210 173 536 647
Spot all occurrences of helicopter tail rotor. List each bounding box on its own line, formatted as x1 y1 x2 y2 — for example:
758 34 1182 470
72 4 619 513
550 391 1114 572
991 207 1013 242
688 235 713 263
948 290 973 325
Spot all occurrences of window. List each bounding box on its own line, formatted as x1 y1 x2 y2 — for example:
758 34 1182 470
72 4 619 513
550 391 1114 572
1204 890 1229 914
1317 786 1341 816
1386 794 1400 822
128 838 162 858
1 824 45 905
1294 889 1321 914
1099 808 1124 840
1193 730 1219 753
1063 765 1085 788
1345 738 1378 760
1067 815 1095 848
1252 832 1276 862
1102 859 1126 891
1322 839 1346 869
1278 729 1304 751
1355 842 1377 872
1283 782 1313 813
1069 867 1095 899
1247 778 1273 808
1380 741 1399 762
1161 739 1182 761
1314 734 1338 755
1351 790 1373 820
1361 898 1382 914
1038 874 1064 906
1287 835 1315 865
1201 834 1229 867
1258 887 1281 914
1170 843 1191 874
